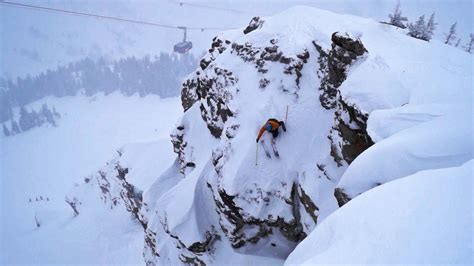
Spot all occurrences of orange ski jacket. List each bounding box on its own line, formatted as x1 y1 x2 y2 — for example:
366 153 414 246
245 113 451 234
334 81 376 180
256 119 283 142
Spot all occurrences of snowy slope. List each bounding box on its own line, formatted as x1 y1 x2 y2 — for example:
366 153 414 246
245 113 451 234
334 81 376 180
286 160 473 265
332 31 473 201
0 93 182 264
138 6 472 265
3 4 471 265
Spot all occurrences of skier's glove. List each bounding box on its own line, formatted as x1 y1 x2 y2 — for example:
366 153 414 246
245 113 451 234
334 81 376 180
256 138 259 143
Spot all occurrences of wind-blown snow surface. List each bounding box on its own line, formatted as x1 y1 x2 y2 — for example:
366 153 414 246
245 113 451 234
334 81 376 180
141 6 472 265
333 24 473 198
0 93 182 264
3 4 472 265
286 160 473 265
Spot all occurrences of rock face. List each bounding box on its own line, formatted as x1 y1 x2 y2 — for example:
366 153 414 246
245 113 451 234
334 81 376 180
243 16 265 34
68 152 149 231
64 6 473 265
142 9 374 265
66 8 377 265
314 31 373 205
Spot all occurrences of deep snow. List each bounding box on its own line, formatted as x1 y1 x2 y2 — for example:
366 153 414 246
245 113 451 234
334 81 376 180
286 160 474 265
0 93 182 264
1 3 472 265
142 5 473 264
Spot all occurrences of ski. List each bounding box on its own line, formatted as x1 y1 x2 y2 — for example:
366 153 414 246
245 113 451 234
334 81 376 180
260 140 272 158
270 138 280 158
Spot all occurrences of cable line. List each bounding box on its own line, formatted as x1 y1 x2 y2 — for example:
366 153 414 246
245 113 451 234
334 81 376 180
0 1 239 31
172 0 248 14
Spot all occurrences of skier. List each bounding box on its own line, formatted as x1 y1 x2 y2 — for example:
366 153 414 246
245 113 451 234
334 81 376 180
256 118 286 158
256 118 286 142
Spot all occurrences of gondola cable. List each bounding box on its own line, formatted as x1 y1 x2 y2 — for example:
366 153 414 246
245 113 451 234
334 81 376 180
0 1 239 31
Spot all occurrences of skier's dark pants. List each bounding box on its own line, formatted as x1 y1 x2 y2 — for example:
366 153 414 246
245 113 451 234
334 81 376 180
271 129 279 139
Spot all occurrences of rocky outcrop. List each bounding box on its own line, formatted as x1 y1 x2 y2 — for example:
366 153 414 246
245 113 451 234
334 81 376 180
334 187 351 207
180 66 236 138
209 183 307 249
180 30 311 139
231 40 309 90
243 16 264 34
337 101 373 165
314 32 373 205
171 124 194 175
316 32 367 109
315 32 373 168
69 153 151 250
143 11 381 264
181 36 233 113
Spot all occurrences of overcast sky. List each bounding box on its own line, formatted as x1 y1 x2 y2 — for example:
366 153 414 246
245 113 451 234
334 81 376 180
1 0 472 79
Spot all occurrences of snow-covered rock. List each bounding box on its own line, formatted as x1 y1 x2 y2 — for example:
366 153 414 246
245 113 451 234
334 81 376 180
61 5 472 265
286 160 474 265
137 5 461 264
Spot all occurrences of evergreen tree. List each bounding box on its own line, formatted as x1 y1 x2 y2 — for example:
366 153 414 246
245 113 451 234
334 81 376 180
444 22 457 45
3 123 11 137
422 12 437 41
52 106 61 118
1 53 197 117
19 107 29 131
31 109 40 127
11 120 20 135
408 15 427 40
18 106 37 131
463 34 474 53
455 38 462 47
41 103 56 126
388 0 408 28
0 91 13 123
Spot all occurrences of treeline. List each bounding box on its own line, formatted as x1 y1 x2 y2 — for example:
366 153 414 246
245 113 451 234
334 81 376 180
3 103 60 137
0 52 197 123
385 0 473 50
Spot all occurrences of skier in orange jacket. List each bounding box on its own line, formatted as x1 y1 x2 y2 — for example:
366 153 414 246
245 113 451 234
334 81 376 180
256 118 286 142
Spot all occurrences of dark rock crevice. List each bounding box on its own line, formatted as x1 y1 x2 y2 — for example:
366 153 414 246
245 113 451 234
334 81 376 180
243 17 264 34
315 32 374 206
209 183 307 250
297 184 319 224
334 187 351 207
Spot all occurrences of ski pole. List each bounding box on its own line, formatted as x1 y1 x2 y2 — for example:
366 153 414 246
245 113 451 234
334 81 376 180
255 142 259 166
285 105 289 124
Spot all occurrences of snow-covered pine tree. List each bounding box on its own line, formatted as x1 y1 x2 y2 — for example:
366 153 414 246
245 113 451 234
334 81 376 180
444 22 457 45
408 15 427 40
387 0 408 28
455 38 462 47
463 34 473 53
52 106 61 118
10 120 20 135
41 103 56 126
30 109 40 128
2 123 11 137
19 107 31 131
19 106 41 131
422 12 437 41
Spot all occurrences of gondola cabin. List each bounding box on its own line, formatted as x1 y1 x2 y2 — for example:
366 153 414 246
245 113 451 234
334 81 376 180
174 26 192 54
174 41 193 54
